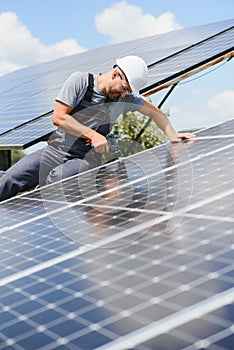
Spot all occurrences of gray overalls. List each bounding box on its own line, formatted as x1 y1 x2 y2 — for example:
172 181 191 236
0 74 111 201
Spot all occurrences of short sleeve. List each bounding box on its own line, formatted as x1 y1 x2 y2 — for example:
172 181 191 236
118 94 146 112
56 72 88 108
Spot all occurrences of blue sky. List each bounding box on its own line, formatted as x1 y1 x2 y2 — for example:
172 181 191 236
0 0 233 131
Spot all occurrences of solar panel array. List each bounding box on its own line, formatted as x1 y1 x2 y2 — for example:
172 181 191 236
0 113 55 150
0 118 233 349
0 18 233 149
145 24 234 92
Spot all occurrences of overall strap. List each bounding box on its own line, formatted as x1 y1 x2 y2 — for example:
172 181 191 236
84 73 94 102
71 73 94 114
85 73 110 103
71 72 111 137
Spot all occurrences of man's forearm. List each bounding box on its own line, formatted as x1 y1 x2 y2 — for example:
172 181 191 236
56 114 110 152
139 101 178 140
53 113 95 139
151 109 178 140
139 100 195 142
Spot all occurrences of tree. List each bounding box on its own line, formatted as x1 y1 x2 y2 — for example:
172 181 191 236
11 150 25 165
113 110 167 149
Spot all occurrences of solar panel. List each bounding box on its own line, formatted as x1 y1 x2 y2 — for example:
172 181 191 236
0 19 233 149
0 114 55 150
0 118 233 349
144 27 234 93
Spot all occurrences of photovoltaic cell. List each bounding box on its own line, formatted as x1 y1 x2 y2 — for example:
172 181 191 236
134 304 234 349
0 19 233 148
0 114 55 150
0 118 233 349
145 27 234 91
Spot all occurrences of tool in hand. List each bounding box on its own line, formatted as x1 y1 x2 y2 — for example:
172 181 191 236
86 133 123 162
106 133 122 155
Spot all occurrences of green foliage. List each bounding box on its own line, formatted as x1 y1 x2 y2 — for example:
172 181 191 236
113 110 167 152
11 150 25 165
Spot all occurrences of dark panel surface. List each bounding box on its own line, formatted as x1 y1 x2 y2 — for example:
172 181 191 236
0 119 233 349
0 114 55 149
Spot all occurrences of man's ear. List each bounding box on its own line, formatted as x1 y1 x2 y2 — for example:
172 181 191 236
112 68 119 79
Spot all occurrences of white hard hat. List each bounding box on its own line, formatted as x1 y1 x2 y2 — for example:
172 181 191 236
116 55 148 96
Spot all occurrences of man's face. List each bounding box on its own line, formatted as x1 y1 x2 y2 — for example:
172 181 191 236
107 69 132 99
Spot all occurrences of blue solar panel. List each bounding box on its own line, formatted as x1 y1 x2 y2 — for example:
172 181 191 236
0 19 233 149
0 114 55 150
0 118 233 349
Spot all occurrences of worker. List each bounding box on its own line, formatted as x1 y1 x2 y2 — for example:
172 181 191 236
0 55 195 202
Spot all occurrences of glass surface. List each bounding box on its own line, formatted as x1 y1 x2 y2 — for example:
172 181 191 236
0 119 233 349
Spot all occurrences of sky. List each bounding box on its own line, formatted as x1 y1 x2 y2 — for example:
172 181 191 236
0 0 233 132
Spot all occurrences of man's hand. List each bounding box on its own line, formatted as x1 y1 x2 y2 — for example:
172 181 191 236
170 132 196 143
53 102 110 153
87 131 110 153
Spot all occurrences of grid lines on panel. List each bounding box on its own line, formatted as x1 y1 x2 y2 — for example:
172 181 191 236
0 122 233 348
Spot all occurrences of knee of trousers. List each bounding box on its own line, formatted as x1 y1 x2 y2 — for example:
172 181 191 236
0 173 24 201
0 164 40 201
46 159 90 185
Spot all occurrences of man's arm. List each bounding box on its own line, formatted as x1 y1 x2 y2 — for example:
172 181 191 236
52 101 110 153
139 100 195 142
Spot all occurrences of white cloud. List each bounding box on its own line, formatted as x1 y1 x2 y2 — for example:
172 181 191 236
208 90 234 118
95 1 182 43
0 60 22 77
167 90 234 131
0 12 87 76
